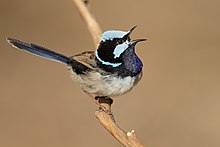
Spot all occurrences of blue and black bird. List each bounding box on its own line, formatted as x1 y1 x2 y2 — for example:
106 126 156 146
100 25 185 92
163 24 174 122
7 26 146 98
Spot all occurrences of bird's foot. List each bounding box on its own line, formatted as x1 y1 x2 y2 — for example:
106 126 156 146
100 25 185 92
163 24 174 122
95 96 113 115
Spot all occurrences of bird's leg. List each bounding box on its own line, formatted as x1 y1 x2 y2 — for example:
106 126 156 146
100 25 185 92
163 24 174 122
95 96 113 105
84 92 113 114
95 96 115 121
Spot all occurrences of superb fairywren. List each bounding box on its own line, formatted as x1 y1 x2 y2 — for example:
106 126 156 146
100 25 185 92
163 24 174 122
7 26 146 97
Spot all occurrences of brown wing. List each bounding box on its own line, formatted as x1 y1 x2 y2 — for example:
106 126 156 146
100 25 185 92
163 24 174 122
70 51 99 72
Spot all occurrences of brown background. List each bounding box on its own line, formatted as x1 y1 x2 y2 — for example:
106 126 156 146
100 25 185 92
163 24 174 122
1 0 220 147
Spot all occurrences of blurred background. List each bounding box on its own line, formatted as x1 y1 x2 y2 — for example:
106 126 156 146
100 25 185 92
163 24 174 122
0 0 220 146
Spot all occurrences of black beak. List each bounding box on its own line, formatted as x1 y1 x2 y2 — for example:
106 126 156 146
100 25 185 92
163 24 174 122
129 38 147 46
128 25 137 36
122 25 137 40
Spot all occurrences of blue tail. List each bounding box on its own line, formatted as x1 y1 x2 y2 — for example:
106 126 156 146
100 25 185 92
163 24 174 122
7 38 70 64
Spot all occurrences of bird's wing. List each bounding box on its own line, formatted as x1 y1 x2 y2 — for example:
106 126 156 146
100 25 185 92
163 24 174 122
70 51 100 73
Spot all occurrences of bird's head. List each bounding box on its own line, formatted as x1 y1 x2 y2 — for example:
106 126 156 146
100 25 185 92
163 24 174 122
95 26 146 76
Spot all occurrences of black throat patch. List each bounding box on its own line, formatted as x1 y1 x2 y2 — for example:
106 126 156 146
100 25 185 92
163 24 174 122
96 39 122 64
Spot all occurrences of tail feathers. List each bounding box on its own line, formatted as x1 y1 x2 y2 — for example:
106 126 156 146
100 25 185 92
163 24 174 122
7 38 91 74
7 38 70 64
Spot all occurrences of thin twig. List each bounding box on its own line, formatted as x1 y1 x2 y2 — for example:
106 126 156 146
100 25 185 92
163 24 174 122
73 0 144 146
73 0 102 48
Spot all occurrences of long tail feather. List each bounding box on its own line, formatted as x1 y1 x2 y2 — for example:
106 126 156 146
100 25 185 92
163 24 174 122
7 38 70 64
7 38 91 74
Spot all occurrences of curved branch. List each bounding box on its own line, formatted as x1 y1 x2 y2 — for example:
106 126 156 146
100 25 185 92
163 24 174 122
73 0 144 146
95 102 144 147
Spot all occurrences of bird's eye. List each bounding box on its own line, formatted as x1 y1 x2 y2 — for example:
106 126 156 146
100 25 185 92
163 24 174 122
117 39 123 45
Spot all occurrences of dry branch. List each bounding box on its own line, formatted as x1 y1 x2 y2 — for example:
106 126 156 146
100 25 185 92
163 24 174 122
73 0 102 48
73 0 144 146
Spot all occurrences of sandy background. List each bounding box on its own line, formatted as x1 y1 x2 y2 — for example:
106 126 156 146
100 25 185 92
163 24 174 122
1 0 220 146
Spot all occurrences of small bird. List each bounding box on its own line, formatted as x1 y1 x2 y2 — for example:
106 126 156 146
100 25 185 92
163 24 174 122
7 26 146 98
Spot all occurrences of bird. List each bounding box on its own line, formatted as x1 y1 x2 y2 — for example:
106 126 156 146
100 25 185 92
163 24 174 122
7 26 146 99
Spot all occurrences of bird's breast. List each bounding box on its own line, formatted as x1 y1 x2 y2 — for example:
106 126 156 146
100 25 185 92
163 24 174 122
68 68 142 97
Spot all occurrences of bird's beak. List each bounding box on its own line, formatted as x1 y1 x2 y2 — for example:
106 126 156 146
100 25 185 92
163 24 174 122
127 25 137 36
122 25 137 40
129 38 147 46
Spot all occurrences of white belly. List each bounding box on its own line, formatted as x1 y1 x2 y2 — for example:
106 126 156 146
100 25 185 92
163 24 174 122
69 69 142 97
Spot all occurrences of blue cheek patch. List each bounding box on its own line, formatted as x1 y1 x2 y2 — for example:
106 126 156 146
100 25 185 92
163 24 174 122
113 41 129 58
95 51 122 67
